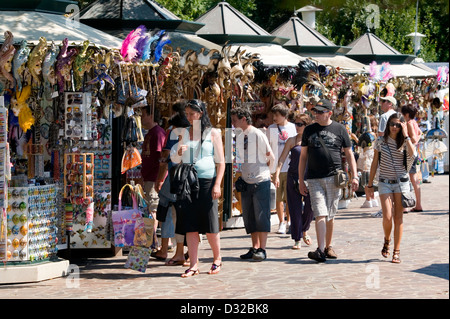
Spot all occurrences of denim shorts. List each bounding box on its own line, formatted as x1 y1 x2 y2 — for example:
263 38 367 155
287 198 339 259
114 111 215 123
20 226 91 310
378 176 411 195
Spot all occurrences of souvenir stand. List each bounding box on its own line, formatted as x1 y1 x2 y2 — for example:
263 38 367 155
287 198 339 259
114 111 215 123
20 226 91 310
0 29 122 282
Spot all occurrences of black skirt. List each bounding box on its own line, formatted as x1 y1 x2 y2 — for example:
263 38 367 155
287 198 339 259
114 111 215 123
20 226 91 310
178 177 219 234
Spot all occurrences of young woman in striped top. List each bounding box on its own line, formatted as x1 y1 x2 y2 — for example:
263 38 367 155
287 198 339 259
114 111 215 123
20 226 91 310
367 112 416 263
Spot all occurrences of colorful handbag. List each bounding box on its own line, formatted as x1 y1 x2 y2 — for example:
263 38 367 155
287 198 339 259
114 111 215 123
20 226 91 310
124 246 151 273
134 215 154 247
112 184 142 247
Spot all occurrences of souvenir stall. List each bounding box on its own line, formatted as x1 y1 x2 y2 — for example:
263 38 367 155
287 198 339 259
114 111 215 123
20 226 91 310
0 30 122 273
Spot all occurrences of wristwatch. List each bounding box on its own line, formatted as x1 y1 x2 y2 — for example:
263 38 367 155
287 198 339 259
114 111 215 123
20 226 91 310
405 136 411 140
352 176 359 182
367 185 374 188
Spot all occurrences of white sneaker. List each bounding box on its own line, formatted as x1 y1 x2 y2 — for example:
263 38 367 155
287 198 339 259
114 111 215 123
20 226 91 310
277 222 287 234
360 200 372 208
371 199 379 207
371 210 382 218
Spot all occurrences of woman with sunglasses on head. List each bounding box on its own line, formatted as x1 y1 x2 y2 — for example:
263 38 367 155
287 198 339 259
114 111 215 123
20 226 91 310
274 113 314 250
172 99 225 277
367 113 416 263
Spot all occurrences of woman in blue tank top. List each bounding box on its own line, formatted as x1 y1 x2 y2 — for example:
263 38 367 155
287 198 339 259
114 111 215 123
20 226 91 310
176 99 225 277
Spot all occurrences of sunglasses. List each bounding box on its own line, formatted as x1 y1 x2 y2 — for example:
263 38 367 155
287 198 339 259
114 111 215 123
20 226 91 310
389 123 402 128
312 109 328 114
295 122 306 127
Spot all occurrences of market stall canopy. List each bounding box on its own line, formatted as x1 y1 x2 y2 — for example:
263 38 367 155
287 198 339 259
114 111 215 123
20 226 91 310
270 14 364 72
311 55 365 74
346 32 416 64
229 43 305 67
0 10 123 48
195 1 289 45
194 2 303 66
364 63 437 78
271 14 341 55
79 0 204 34
79 0 221 54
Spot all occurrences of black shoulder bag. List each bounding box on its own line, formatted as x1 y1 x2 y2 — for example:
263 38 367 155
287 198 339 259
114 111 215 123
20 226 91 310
317 135 348 188
169 140 201 202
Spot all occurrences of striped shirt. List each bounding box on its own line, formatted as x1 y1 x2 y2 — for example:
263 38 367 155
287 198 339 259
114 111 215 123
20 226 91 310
374 137 415 179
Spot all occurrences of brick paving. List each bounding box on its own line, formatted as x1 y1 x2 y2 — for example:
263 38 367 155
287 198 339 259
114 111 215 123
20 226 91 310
0 175 448 300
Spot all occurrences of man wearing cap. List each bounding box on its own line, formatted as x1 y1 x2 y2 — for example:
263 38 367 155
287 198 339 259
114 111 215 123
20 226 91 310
298 99 359 262
378 96 397 137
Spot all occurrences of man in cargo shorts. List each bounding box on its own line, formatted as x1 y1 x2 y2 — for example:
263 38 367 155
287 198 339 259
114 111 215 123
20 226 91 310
298 99 359 262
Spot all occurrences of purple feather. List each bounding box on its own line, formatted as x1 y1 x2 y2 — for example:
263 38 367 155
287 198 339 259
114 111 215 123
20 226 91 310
135 34 149 62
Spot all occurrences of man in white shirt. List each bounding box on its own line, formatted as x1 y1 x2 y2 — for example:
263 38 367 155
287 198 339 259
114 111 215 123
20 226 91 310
267 104 297 234
231 106 275 261
378 96 397 137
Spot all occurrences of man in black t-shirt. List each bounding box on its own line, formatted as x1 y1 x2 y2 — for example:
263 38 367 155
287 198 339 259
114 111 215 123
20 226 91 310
298 99 359 262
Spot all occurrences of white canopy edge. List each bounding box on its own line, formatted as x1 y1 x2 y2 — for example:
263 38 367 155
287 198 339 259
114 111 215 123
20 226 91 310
0 11 123 48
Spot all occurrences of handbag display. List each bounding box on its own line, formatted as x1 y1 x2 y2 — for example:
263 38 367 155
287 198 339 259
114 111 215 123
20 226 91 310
317 136 348 188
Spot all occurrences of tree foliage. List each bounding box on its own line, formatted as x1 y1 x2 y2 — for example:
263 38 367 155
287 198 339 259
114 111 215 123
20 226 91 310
77 0 448 62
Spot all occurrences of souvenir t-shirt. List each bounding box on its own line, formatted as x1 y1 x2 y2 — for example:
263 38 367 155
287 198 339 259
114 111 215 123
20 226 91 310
267 122 297 172
301 121 351 179
141 125 166 182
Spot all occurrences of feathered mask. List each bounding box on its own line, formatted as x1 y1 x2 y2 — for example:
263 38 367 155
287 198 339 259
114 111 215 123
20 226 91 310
292 59 325 91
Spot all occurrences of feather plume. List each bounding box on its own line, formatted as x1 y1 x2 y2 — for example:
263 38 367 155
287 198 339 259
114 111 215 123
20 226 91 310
152 31 171 63
369 61 378 79
380 62 394 81
120 25 146 62
142 30 163 61
135 34 149 61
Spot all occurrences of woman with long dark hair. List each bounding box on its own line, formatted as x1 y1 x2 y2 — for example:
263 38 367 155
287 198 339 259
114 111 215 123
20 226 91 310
172 99 225 277
274 113 313 250
367 113 416 263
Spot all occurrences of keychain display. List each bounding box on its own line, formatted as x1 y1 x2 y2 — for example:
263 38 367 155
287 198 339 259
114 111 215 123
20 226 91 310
5 185 59 262
64 153 95 233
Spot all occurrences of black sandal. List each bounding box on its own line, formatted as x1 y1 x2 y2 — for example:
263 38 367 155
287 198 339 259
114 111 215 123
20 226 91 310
207 263 222 275
381 238 390 258
181 268 199 278
392 250 401 263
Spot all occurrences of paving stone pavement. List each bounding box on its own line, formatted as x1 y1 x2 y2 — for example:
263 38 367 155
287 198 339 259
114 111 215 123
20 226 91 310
0 175 448 301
